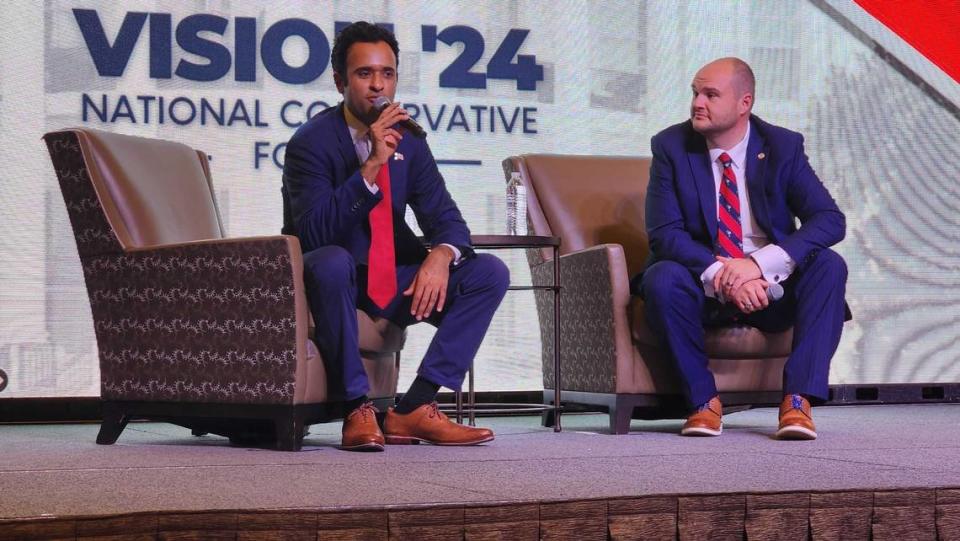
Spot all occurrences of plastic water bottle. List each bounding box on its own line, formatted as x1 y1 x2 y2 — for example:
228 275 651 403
506 172 527 235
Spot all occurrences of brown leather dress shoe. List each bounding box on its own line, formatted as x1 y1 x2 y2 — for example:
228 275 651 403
681 396 723 436
341 402 385 451
776 394 817 440
383 402 494 446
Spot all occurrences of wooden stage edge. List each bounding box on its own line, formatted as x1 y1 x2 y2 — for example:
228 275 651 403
3 487 960 540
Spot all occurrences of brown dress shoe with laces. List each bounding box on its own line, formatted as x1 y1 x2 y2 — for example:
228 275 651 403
341 402 385 451
681 396 723 437
776 394 817 440
383 402 494 446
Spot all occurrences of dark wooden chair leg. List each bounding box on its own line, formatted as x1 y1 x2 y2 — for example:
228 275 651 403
275 416 304 452
96 402 129 445
608 396 635 435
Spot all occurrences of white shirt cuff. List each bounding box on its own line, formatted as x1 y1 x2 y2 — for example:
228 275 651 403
750 244 795 284
362 177 380 194
438 243 462 265
700 261 724 300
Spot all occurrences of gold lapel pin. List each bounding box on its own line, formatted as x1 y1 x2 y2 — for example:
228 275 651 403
393 152 404 161
757 152 766 160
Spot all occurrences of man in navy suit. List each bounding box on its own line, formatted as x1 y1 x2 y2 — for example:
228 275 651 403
282 22 509 451
638 57 847 440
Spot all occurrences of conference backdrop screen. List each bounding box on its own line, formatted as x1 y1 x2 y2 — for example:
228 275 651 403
1 0 958 398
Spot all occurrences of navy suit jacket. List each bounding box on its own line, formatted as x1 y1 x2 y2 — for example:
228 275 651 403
638 115 845 289
281 103 472 266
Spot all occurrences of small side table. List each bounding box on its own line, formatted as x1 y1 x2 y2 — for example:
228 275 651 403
451 234 563 432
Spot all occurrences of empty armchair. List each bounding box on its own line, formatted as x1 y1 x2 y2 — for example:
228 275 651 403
44 128 404 450
503 154 792 434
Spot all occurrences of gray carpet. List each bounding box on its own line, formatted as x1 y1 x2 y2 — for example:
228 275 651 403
1 403 958 520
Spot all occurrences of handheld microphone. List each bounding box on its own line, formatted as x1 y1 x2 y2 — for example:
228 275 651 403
767 282 784 301
372 96 427 138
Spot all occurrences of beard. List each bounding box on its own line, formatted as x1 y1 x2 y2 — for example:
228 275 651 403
691 110 737 136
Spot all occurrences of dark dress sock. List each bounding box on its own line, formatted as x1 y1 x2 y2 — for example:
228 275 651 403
344 395 369 415
395 376 441 414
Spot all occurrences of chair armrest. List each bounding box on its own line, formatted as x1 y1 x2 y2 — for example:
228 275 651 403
82 235 307 405
124 234 301 253
529 243 634 393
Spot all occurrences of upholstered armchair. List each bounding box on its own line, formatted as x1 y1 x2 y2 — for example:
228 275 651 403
503 154 793 434
44 128 404 450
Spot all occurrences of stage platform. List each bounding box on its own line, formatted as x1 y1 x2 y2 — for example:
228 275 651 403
2 403 959 539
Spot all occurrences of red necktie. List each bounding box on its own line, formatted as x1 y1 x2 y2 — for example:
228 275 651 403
367 163 396 308
716 152 744 258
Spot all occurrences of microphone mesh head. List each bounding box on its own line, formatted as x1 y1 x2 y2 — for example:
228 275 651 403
767 282 784 301
372 96 391 111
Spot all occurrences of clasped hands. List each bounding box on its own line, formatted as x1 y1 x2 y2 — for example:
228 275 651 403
714 256 770 314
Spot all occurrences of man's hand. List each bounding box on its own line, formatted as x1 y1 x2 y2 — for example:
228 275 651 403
730 278 770 314
403 245 455 321
360 102 409 182
714 256 762 300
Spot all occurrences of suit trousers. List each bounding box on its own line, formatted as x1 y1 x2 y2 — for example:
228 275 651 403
302 245 510 400
641 248 847 409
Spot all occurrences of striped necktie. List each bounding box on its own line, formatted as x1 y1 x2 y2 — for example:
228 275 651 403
716 152 744 258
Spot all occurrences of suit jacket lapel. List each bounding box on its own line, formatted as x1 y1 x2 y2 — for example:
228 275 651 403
334 104 360 174
686 137 718 242
745 118 773 239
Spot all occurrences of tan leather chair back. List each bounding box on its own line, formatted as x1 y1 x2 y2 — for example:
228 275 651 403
506 154 651 277
68 128 225 249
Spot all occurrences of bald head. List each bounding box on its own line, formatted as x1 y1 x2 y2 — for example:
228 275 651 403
704 57 755 103
689 57 755 148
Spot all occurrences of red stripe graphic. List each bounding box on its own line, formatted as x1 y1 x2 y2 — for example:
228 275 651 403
855 0 960 83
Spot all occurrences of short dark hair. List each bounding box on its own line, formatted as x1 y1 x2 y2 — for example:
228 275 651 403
331 22 400 78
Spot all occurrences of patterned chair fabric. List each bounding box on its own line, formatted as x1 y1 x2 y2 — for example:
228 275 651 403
44 128 403 449
503 154 793 433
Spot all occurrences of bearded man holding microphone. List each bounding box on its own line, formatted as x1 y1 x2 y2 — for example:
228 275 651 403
282 22 509 452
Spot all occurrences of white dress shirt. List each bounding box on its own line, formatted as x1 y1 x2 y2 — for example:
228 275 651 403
700 123 794 299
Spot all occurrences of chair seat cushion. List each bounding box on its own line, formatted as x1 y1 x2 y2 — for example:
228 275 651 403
630 298 793 359
357 311 406 353
308 311 406 353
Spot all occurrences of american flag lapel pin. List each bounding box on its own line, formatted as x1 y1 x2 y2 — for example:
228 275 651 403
393 152 404 161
